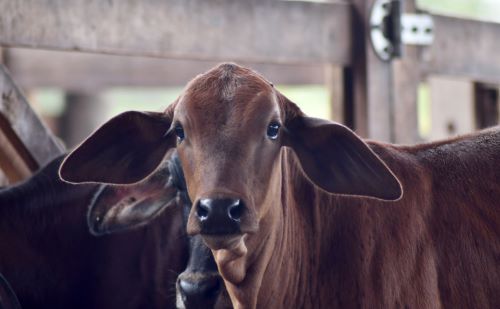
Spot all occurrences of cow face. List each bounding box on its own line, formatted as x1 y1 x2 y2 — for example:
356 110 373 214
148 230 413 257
59 63 401 284
87 152 230 309
176 232 232 309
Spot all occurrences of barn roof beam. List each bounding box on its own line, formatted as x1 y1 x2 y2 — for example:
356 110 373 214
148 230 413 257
0 0 352 65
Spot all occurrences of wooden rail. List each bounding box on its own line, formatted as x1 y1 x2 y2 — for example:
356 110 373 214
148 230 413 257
0 65 64 183
0 0 352 65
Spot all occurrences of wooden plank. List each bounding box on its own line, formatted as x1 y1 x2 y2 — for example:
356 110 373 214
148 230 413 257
0 119 33 182
348 0 393 141
474 83 499 129
391 0 420 143
0 65 65 173
5 48 325 91
325 65 344 123
421 14 500 84
0 0 352 65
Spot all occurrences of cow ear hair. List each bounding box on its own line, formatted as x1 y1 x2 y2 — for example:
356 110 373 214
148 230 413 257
282 107 402 201
0 273 22 309
87 155 185 235
59 110 175 184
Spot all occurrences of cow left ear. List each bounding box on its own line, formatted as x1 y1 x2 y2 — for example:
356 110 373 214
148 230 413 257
59 110 175 185
283 116 402 201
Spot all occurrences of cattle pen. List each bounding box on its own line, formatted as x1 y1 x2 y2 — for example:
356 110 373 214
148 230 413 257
0 0 499 308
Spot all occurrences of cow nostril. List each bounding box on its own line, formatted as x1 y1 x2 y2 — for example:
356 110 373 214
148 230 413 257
196 200 210 220
228 200 244 221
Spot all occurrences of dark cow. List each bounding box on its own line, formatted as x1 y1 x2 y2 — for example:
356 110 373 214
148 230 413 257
0 154 189 308
87 153 231 309
0 273 21 309
59 63 500 309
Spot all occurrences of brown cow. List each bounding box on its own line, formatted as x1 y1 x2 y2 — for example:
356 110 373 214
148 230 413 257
60 63 500 309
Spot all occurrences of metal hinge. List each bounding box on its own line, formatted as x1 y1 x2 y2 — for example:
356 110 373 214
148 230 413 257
370 0 434 61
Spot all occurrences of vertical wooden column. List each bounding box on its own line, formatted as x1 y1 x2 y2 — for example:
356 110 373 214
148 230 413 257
325 65 344 123
349 0 393 141
474 83 499 129
325 65 355 129
392 0 420 143
59 91 109 148
0 48 9 186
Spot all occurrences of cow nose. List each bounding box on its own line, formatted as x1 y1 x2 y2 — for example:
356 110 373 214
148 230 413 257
179 277 221 308
196 198 244 234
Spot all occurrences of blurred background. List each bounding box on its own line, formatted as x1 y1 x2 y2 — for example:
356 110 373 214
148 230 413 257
1 0 499 185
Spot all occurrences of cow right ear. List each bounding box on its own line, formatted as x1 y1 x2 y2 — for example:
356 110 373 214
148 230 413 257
59 111 175 185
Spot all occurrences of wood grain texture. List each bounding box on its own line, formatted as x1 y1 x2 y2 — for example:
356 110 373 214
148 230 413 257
5 48 325 91
421 14 500 83
0 0 352 65
0 65 64 177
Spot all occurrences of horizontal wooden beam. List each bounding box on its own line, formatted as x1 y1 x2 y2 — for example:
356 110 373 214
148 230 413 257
421 14 500 83
0 65 65 176
5 48 325 91
0 0 352 65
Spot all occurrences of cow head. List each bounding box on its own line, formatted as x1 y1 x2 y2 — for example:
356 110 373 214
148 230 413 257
85 151 230 309
60 63 401 287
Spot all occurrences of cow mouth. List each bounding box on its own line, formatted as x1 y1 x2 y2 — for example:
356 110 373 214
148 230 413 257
201 234 246 251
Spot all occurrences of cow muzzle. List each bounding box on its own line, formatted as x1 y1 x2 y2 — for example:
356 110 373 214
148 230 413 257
195 198 244 235
176 273 222 309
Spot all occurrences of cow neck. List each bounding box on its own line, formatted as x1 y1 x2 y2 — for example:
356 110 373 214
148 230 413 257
0 157 95 231
230 148 326 308
260 147 325 307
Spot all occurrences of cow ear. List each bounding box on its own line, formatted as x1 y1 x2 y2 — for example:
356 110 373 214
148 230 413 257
59 111 175 184
0 273 21 309
87 160 180 235
283 116 402 201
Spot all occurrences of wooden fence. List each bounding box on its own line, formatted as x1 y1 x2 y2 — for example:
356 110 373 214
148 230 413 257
0 0 499 183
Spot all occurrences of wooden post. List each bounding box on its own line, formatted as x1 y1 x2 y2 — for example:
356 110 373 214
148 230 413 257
474 83 499 129
391 0 420 143
325 65 344 123
59 91 109 148
349 0 393 141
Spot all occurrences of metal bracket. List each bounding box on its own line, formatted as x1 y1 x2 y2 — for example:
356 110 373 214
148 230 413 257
370 0 434 61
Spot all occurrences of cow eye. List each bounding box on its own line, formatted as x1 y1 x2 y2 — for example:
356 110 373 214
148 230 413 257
175 124 185 141
267 122 280 140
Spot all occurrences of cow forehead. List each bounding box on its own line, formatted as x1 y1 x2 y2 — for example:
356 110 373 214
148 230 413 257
177 63 278 125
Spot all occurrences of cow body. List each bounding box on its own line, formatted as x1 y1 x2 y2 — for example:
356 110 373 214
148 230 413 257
0 156 188 309
59 63 500 309
244 132 500 308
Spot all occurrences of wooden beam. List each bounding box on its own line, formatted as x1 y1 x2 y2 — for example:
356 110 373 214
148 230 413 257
0 0 352 65
391 0 420 143
421 14 500 84
325 65 345 123
0 117 33 182
5 48 325 91
0 65 64 178
474 83 499 129
348 0 393 141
